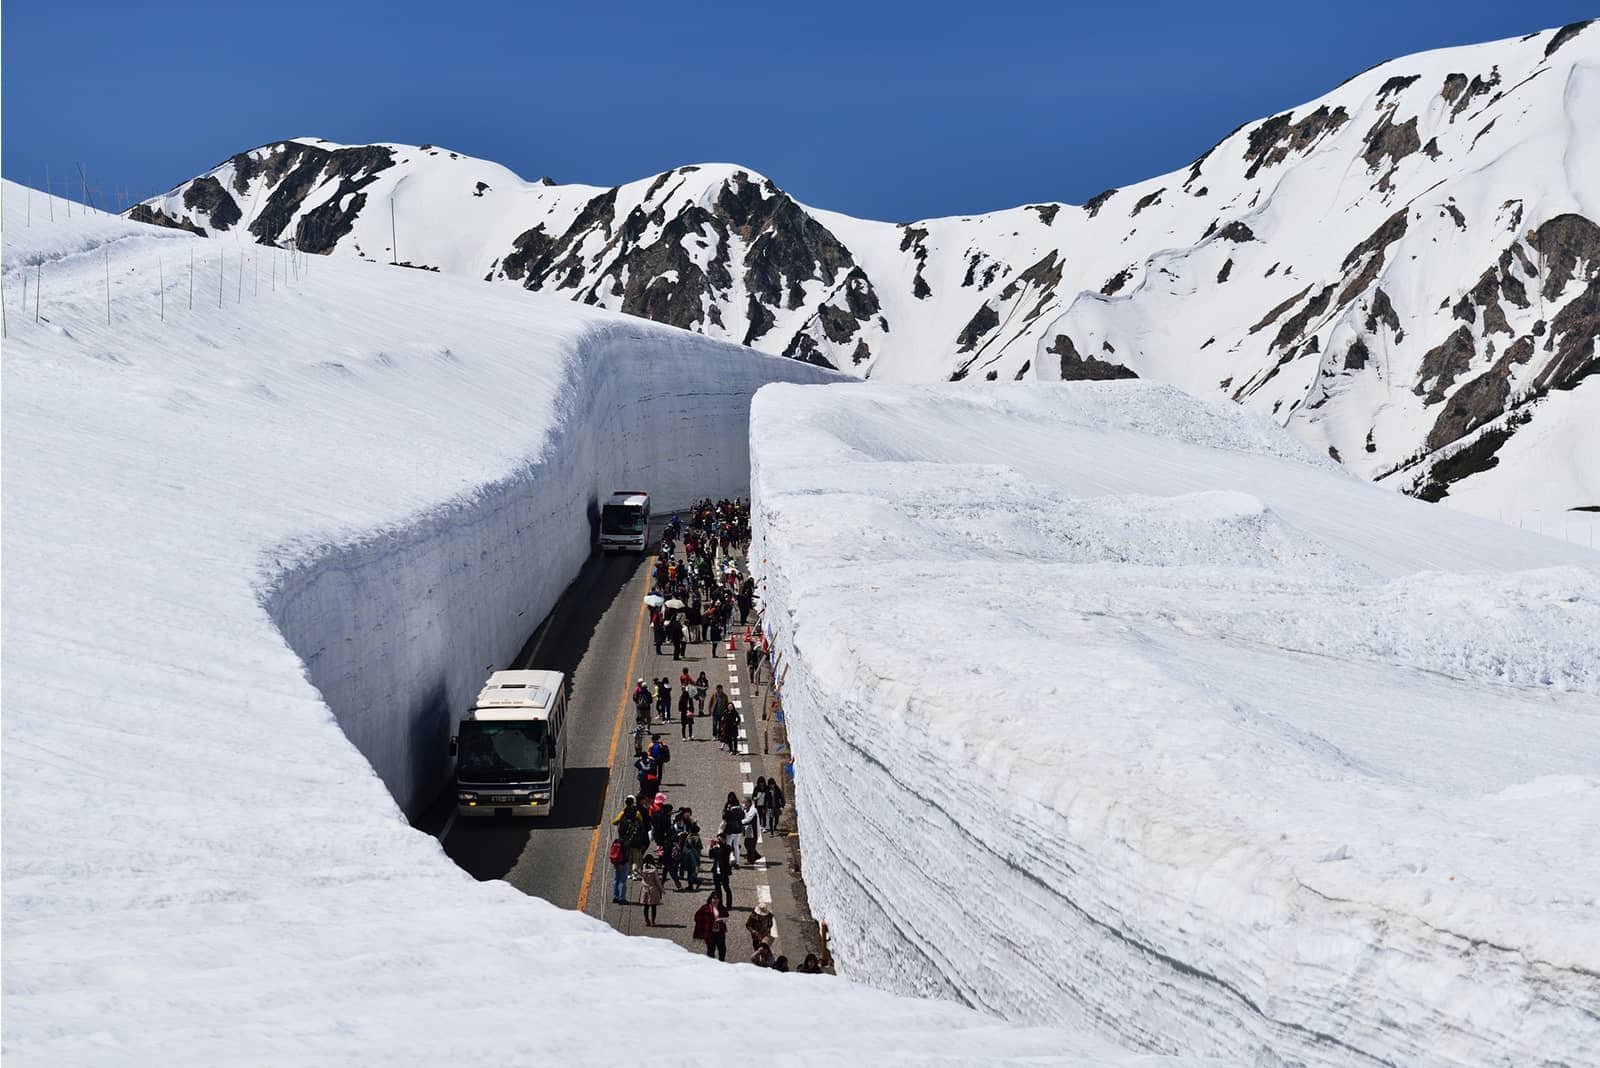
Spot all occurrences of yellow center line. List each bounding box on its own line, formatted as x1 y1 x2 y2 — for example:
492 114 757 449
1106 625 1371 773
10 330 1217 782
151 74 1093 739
576 557 652 916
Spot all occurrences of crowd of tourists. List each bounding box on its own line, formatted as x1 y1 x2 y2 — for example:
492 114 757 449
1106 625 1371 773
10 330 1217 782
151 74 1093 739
606 498 825 972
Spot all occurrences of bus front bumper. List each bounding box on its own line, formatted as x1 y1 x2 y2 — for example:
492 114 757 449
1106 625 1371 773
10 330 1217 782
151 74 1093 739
457 793 552 817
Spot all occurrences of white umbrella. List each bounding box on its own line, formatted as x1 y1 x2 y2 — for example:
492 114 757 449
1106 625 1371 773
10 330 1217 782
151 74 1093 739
643 594 665 608
664 598 686 610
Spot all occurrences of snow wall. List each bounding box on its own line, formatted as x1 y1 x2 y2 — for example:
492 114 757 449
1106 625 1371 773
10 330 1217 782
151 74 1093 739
749 381 1600 1067
265 332 835 816
9 191 1199 1064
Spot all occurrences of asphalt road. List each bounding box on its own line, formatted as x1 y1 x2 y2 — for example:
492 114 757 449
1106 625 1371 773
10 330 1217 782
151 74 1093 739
425 523 824 966
435 540 652 909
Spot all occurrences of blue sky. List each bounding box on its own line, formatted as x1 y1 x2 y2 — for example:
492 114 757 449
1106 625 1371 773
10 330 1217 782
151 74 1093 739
1 1 1591 222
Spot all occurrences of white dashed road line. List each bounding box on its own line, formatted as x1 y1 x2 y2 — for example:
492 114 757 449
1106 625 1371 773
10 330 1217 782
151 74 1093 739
739 762 752 774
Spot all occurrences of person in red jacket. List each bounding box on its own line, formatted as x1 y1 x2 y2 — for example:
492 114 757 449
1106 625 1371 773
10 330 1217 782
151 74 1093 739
693 894 727 960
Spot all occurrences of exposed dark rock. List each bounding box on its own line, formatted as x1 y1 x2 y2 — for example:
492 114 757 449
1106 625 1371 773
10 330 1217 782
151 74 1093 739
1101 268 1133 296
851 340 871 365
1447 69 1501 118
182 176 241 231
1534 275 1600 391
500 225 553 280
1102 340 1115 354
1444 204 1466 230
985 369 999 381
1131 188 1165 217
1083 188 1117 218
1410 410 1532 501
1243 106 1349 180
956 304 1000 352
818 302 860 344
127 204 206 236
743 298 776 346
1344 337 1370 370
247 143 397 249
1415 325 1477 403
1026 204 1060 225
1218 221 1256 243
1270 285 1336 352
537 176 557 186
1546 18 1595 57
898 225 928 253
912 272 932 300
473 181 490 197
1366 429 1377 453
1217 259 1233 284
1426 335 1535 449
1328 445 1342 462
1366 288 1401 334
1049 335 1138 380
781 331 835 370
1377 74 1421 99
1250 284 1312 335
1013 360 1031 380
1452 294 1476 323
1011 251 1064 321
1337 208 1409 307
1471 119 1498 150
1528 213 1600 301
1423 137 1441 159
1361 113 1421 188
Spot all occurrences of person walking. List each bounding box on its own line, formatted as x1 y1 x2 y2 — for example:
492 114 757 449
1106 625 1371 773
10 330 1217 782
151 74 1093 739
746 902 775 950
708 836 733 911
741 796 762 864
640 857 664 927
694 894 727 961
652 615 666 656
608 834 628 905
766 778 785 834
745 643 761 687
679 695 694 739
753 775 770 833
737 577 754 624
708 684 729 742
720 792 743 859
655 678 671 723
682 830 703 891
667 616 686 660
677 686 695 725
721 704 741 753
695 671 709 716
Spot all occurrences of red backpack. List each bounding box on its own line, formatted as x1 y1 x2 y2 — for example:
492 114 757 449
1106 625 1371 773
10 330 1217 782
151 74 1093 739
608 840 625 866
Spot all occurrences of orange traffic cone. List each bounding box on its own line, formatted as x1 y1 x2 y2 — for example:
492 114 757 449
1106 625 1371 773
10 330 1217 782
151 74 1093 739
728 631 738 653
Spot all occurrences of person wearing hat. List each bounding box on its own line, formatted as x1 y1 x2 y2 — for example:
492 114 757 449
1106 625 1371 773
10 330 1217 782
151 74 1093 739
745 900 775 950
751 937 775 968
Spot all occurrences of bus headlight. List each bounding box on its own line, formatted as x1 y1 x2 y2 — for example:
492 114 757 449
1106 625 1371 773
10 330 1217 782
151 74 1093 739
458 792 477 803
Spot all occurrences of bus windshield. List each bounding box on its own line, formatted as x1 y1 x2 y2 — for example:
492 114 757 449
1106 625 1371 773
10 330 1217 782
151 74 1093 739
457 720 550 782
602 504 646 535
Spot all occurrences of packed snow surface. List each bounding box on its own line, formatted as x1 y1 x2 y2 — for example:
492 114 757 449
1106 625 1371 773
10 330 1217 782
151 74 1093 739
750 381 1600 1066
0 187 1210 1064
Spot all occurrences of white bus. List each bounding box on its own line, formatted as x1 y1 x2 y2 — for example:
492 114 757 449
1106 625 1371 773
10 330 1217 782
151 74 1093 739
451 669 568 817
599 490 650 553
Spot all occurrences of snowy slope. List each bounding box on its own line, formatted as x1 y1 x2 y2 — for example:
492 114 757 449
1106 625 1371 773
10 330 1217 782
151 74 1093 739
0 187 1211 1065
749 381 1600 1066
132 21 1598 532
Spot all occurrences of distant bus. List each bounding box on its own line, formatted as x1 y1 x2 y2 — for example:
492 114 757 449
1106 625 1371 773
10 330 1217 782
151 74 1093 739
452 669 568 817
599 490 650 552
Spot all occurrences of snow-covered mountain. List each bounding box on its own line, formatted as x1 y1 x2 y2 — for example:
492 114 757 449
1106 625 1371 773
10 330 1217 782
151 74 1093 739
134 19 1598 522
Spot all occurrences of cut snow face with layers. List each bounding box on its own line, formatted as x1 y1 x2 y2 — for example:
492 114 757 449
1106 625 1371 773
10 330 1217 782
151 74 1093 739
135 22 1599 533
749 381 1600 1066
0 187 1207 1066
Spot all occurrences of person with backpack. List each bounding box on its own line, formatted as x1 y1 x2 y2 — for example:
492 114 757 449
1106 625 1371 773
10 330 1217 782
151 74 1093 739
612 797 646 880
633 679 653 727
693 894 727 960
753 776 770 831
720 793 744 863
608 834 628 905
